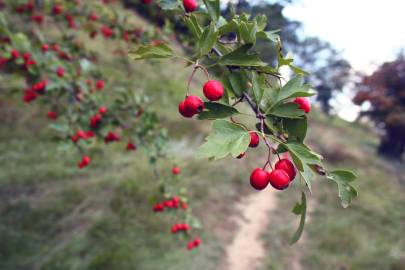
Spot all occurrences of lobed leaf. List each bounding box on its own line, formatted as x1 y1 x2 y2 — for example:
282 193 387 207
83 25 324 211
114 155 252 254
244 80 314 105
129 43 174 60
328 170 358 208
196 120 250 160
198 102 239 120
218 44 267 67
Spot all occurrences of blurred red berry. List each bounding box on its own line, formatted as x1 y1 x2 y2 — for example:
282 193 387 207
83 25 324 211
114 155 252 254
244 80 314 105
126 142 136 151
47 111 57 120
172 166 181 175
95 79 105 90
56 67 64 77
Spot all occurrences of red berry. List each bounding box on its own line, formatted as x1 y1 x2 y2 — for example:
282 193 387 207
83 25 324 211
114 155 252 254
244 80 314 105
249 168 269 190
268 169 290 190
101 26 113 38
104 131 120 143
181 202 188 209
153 203 164 212
164 200 174 208
193 238 201 246
178 100 195 118
171 224 179 233
126 142 136 151
187 241 195 250
90 114 102 128
78 155 90 169
56 67 64 77
95 79 105 90
47 111 57 120
31 15 44 24
23 89 37 103
11 50 19 59
86 131 95 138
275 159 296 181
88 12 99 21
184 95 204 114
71 134 79 143
249 132 260 148
172 166 181 175
77 130 88 139
183 0 197 12
52 4 63 15
294 97 311 113
203 80 224 101
98 106 107 114
142 0 152 4
22 52 30 61
41 44 49 52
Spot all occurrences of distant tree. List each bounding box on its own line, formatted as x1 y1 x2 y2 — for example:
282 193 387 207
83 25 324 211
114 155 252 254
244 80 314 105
353 55 405 159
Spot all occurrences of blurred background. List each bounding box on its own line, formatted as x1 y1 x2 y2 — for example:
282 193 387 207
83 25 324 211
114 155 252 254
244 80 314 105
0 0 404 270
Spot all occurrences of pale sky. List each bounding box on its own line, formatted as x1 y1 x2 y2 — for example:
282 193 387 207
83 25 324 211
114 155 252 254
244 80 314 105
283 0 405 73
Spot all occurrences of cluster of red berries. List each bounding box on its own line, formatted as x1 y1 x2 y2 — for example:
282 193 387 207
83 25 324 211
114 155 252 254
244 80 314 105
179 80 224 118
186 238 201 250
78 155 91 169
23 80 48 103
250 159 297 191
71 130 95 143
153 196 188 212
152 167 201 250
171 223 189 233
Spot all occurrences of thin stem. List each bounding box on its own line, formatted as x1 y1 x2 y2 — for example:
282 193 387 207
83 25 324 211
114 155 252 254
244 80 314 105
186 65 199 96
195 65 210 80
260 117 273 170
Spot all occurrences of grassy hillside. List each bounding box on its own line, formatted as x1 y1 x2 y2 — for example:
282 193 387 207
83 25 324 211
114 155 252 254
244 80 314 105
1 3 404 270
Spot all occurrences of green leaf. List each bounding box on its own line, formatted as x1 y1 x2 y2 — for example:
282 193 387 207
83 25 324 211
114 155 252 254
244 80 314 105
196 120 250 160
290 192 307 244
277 76 314 102
198 102 239 120
283 117 308 142
203 0 220 22
257 30 280 43
218 44 267 67
290 64 310 76
255 15 267 31
228 72 246 97
284 142 322 171
328 170 358 208
251 72 264 106
268 103 305 118
197 22 218 57
128 43 174 60
239 21 257 44
183 14 203 38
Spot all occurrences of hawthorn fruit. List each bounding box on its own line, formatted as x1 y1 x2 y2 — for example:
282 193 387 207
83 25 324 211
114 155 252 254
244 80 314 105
203 80 224 101
172 166 181 175
294 97 311 113
275 159 296 181
184 95 204 114
249 132 260 148
268 169 290 190
182 0 197 12
178 100 195 118
250 168 269 190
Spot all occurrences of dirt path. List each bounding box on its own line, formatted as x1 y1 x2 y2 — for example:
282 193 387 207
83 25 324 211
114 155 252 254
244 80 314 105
222 187 278 270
